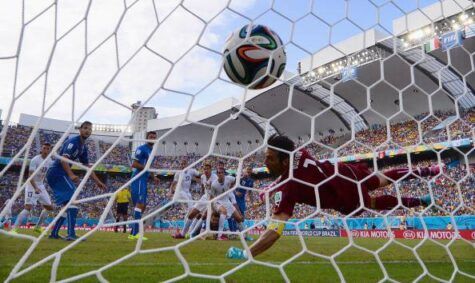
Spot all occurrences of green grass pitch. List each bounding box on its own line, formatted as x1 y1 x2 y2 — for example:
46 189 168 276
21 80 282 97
1 230 473 282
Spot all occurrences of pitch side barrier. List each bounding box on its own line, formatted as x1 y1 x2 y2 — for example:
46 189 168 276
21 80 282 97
11 224 474 241
8 215 473 230
255 229 475 240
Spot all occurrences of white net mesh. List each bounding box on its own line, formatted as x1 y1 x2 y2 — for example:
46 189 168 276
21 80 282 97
0 0 474 282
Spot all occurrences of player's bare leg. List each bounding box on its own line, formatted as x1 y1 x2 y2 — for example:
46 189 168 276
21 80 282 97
173 208 200 239
188 212 201 236
190 211 207 238
217 206 228 240
34 204 53 233
227 212 290 259
11 204 33 233
364 166 439 209
373 165 443 189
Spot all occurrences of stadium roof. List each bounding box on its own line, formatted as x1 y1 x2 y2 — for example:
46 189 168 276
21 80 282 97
149 1 475 156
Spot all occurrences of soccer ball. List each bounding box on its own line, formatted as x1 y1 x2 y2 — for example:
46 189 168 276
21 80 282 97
223 24 286 89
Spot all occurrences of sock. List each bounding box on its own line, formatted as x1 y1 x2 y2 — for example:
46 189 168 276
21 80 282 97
181 218 193 236
236 221 244 232
191 219 203 236
132 208 142 236
35 209 49 229
13 209 30 229
228 218 237 232
51 213 66 237
188 218 198 235
67 206 79 238
371 196 422 210
218 214 226 238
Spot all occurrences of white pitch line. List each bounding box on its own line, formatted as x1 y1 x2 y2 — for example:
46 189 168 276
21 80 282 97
4 260 474 268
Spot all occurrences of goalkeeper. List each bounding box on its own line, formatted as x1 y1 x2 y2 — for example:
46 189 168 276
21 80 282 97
227 134 439 259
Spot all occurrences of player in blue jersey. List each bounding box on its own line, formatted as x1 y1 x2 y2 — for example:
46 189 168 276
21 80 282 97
46 121 106 240
228 167 254 240
237 167 253 239
128 131 158 240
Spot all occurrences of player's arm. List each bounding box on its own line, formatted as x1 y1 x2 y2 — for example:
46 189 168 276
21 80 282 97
168 174 179 198
249 212 290 257
170 180 177 194
131 160 145 171
229 191 241 212
90 171 106 189
200 180 206 195
209 183 216 199
80 149 106 189
131 148 145 171
61 156 79 182
61 141 80 182
29 173 40 193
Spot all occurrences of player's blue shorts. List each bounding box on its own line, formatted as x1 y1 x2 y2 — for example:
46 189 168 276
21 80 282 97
238 202 246 217
131 177 148 205
237 202 246 216
46 170 76 206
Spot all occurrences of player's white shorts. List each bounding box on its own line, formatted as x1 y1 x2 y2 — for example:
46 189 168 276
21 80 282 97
25 184 52 206
193 194 209 212
176 190 193 212
214 200 236 218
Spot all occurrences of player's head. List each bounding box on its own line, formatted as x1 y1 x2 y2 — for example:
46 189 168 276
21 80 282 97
145 131 157 146
180 159 188 169
203 162 212 176
210 212 219 231
243 166 252 178
217 167 226 182
40 142 51 156
217 160 225 169
265 134 295 176
79 121 93 139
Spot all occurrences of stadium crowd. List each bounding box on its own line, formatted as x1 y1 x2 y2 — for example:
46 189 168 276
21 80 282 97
1 108 473 166
0 108 473 227
1 159 473 223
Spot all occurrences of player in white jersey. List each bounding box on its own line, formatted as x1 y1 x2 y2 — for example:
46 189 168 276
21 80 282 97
172 162 217 239
169 159 200 213
210 168 246 240
11 143 54 234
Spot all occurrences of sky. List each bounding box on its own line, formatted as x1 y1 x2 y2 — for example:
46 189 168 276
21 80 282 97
0 0 441 126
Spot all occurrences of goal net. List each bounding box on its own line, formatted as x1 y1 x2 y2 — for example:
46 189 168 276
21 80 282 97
0 0 474 282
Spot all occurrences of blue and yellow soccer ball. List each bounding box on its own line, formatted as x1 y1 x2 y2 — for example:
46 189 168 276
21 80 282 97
223 24 286 89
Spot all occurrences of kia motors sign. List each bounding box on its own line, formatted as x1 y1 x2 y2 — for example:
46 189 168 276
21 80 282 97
341 230 475 240
402 230 416 239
